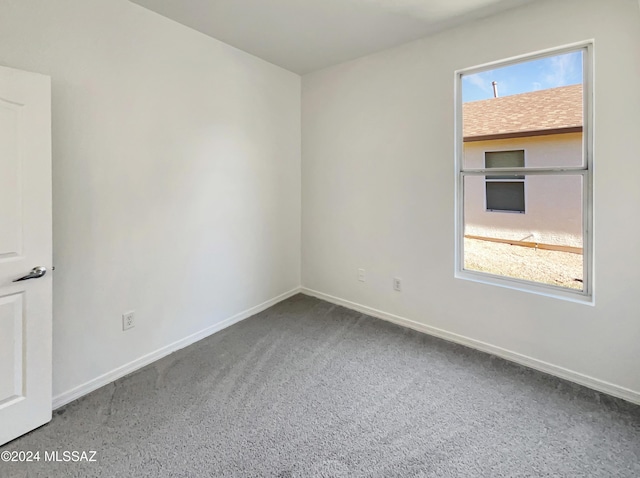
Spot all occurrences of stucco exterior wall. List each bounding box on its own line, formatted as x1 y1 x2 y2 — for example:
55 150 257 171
463 133 583 247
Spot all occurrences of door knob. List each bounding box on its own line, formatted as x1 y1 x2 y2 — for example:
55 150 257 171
13 266 47 282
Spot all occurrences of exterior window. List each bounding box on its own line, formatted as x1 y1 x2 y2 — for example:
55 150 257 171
485 150 525 213
455 44 592 301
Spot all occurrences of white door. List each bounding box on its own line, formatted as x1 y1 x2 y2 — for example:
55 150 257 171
0 65 52 445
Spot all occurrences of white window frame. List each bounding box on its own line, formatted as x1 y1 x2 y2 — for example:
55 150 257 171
484 149 526 214
454 41 594 304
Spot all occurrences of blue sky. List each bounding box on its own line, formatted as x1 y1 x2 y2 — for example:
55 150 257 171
462 51 583 103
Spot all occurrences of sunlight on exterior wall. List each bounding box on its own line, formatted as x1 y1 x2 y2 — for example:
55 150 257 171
463 133 583 247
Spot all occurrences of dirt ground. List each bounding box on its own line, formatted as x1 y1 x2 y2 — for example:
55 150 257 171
464 238 583 290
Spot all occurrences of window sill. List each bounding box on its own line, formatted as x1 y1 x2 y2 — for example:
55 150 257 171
455 269 594 306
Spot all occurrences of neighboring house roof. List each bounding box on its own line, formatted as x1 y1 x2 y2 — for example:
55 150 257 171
463 84 583 142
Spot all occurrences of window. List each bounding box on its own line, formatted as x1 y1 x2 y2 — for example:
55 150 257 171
455 43 592 301
485 150 525 213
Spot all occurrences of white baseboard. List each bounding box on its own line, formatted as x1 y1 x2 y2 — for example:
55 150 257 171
301 287 640 405
52 287 302 410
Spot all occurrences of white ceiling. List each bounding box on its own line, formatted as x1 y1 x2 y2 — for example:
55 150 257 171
130 0 535 74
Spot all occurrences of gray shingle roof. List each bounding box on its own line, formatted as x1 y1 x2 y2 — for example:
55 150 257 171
463 84 583 141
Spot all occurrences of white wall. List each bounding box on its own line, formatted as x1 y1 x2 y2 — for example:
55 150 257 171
302 0 640 400
0 0 301 399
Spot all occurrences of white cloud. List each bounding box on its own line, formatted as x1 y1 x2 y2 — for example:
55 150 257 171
464 71 492 93
542 53 580 88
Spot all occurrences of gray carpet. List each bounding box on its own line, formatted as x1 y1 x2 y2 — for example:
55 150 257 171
2 294 639 477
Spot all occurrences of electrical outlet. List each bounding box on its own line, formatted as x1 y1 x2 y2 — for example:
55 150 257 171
358 268 366 282
122 311 135 331
393 277 402 291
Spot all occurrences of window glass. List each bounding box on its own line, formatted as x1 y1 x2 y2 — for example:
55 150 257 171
485 150 524 169
463 174 584 291
486 181 525 212
462 50 584 170
458 47 590 296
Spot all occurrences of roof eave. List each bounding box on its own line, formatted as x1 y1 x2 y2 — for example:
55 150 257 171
463 126 583 143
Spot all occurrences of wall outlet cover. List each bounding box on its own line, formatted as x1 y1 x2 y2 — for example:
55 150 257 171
122 311 135 331
393 278 402 291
